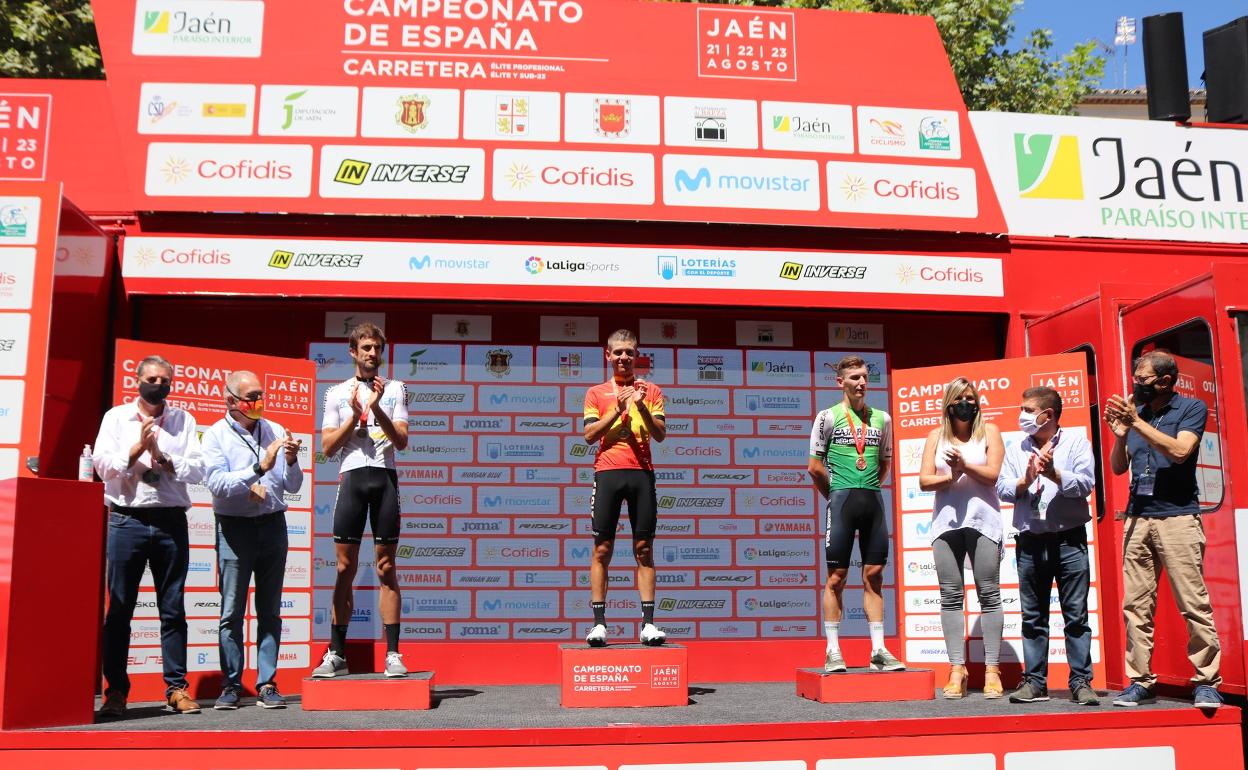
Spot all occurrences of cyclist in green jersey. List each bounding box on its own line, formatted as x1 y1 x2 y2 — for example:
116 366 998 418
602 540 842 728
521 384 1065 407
807 354 904 673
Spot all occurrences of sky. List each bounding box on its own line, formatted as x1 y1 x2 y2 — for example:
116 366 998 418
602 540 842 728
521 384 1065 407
1011 0 1242 89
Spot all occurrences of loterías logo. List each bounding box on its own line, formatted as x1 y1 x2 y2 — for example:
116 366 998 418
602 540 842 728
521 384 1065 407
1014 133 1084 200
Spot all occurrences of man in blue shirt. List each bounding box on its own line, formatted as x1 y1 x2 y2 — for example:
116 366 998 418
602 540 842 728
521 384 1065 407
1105 350 1221 709
996 386 1097 706
202 370 303 710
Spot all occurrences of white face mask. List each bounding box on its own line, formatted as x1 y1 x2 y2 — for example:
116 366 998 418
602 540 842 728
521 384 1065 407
1018 410 1047 436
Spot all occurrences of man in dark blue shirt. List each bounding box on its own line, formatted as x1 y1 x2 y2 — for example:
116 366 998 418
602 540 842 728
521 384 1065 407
1105 350 1221 709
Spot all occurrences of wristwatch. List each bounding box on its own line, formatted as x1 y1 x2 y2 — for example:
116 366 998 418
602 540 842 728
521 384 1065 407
252 461 264 476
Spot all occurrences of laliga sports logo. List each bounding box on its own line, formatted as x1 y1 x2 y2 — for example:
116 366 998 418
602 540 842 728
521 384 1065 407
524 256 544 275
1014 133 1084 200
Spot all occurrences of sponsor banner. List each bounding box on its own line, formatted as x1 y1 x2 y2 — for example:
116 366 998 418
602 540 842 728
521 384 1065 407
464 343 534 383
450 570 511 588
185 506 214 546
656 486 731 516
403 487 471 514
480 384 561 414
399 435 473 465
539 317 601 345
829 322 885 350
653 570 698 588
700 620 759 638
733 389 811 417
477 436 561 465
131 0 265 57
699 518 757 536
761 569 816 587
758 469 808 486
144 142 313 197
432 313 491 341
745 349 809 386
697 468 754 485
493 149 655 205
700 570 756 587
758 419 811 436
741 491 815 518
564 93 661 145
397 590 473 619
656 518 696 536
319 145 485 200
478 485 560 514
514 622 574 639
476 589 561 618
698 419 754 436
737 589 816 616
360 87 461 140
397 538 473 567
733 319 793 346
663 387 730 416
653 467 695 485
654 590 733 618
405 384 475 414
762 621 818 638
395 568 446 587
762 101 854 154
402 517 449 536
322 311 387 341
0 96 51 181
450 622 509 640
758 517 816 535
463 90 562 143
655 437 731 466
451 517 511 535
137 83 255 136
655 539 733 567
535 346 603 384
515 416 576 435
737 540 818 567
516 569 574 587
97 2 1003 233
476 538 561 567
826 161 977 218
123 236 1006 299
567 594 641 616
395 344 462 382
663 154 819 211
663 97 760 150
814 351 888 389
452 415 510 433
857 106 962 159
397 465 449 483
664 417 694 436
400 623 447 639
640 318 697 346
677 348 743 386
734 437 809 466
973 109 1248 244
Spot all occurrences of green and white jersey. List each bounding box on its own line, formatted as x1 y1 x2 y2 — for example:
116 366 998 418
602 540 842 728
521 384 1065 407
809 402 893 490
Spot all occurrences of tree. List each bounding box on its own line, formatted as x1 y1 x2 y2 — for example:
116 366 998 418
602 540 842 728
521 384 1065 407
0 0 104 78
700 0 1105 115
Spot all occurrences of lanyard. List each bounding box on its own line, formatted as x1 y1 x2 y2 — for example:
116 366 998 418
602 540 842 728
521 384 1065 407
229 419 262 463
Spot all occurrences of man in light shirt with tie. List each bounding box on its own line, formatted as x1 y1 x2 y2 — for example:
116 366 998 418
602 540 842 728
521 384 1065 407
201 370 303 710
93 355 205 718
995 385 1099 706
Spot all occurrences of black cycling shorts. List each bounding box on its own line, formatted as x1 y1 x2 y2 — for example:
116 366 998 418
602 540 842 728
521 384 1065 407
825 488 889 570
333 467 401 545
591 469 658 541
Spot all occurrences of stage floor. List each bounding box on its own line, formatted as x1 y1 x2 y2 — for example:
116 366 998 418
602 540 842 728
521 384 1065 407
55 681 1212 733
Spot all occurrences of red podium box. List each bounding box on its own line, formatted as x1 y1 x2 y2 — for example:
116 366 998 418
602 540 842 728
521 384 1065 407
560 643 688 708
302 672 434 711
796 667 935 703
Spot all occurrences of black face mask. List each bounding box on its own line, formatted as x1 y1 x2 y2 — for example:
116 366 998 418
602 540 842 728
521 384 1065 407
948 401 978 422
139 381 171 405
1133 381 1159 403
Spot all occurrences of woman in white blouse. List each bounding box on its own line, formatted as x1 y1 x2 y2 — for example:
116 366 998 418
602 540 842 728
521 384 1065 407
919 377 1005 699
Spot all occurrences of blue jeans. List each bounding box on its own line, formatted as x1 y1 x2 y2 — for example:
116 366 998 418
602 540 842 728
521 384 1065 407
216 511 288 689
102 507 189 696
1016 526 1093 689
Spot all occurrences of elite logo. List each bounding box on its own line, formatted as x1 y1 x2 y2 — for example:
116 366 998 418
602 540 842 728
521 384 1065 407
1014 133 1084 200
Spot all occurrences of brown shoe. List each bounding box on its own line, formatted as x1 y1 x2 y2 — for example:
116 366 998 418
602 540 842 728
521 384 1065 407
166 687 201 714
98 690 127 718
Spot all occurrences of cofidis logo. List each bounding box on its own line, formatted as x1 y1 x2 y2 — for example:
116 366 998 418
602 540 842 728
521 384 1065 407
145 143 311 198
1014 133 1084 200
826 161 977 218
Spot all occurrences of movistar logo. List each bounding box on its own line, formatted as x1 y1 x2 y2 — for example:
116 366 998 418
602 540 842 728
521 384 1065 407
674 167 711 191
1014 133 1084 200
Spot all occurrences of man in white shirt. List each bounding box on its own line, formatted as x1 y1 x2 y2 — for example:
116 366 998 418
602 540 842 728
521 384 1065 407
313 323 410 679
92 355 205 718
995 386 1098 706
201 370 303 710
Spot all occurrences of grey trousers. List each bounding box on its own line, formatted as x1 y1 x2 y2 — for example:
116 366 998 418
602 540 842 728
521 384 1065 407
933 527 1003 665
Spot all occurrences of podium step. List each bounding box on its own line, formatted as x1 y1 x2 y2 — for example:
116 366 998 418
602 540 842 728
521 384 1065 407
560 643 688 708
796 666 935 703
302 672 434 711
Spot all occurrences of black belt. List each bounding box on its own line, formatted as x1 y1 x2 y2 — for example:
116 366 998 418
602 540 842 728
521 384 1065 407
110 504 187 517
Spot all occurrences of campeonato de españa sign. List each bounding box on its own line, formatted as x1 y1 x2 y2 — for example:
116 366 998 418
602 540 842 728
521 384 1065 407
90 0 1005 233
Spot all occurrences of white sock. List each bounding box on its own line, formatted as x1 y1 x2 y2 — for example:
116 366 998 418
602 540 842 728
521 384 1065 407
869 621 885 652
823 621 840 654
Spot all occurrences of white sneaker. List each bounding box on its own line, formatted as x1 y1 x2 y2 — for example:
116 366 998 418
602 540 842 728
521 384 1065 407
639 623 667 646
384 651 408 678
311 650 347 678
585 623 608 647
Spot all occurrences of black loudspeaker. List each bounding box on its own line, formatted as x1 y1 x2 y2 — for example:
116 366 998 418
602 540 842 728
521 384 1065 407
1143 13 1191 122
1204 17 1248 124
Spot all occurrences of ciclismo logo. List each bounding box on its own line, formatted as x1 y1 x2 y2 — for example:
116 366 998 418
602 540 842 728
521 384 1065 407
1014 133 1084 200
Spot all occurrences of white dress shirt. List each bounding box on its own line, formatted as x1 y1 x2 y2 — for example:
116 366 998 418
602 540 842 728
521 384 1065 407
92 400 205 508
995 428 1096 534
